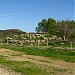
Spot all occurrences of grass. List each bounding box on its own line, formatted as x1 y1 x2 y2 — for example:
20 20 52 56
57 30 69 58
0 57 70 75
0 44 74 75
0 44 75 62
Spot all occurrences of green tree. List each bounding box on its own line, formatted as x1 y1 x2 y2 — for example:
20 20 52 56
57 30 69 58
35 18 56 35
46 18 56 35
35 19 47 33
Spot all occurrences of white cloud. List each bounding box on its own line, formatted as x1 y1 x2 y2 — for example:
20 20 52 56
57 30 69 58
0 18 7 20
0 12 25 17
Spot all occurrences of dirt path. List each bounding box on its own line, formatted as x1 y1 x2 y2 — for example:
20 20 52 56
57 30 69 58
0 67 11 75
0 48 75 75
0 67 19 75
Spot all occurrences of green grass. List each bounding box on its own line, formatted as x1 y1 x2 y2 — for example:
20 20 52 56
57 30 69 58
0 58 69 75
0 44 75 63
0 44 74 75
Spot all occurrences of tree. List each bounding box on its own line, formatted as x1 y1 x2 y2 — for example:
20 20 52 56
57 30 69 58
56 20 75 41
35 18 56 35
46 18 56 35
36 18 75 42
35 19 47 33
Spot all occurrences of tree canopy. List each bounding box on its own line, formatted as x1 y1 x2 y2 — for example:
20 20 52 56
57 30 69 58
35 18 75 41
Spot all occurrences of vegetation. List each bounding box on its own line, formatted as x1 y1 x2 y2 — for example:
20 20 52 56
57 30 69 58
0 44 75 63
36 18 75 42
0 45 74 75
0 18 75 75
0 29 25 42
0 57 69 75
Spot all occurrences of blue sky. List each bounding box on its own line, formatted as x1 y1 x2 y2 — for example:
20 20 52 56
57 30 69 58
0 0 74 32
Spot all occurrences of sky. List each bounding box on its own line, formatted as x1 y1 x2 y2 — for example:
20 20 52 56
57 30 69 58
0 0 74 32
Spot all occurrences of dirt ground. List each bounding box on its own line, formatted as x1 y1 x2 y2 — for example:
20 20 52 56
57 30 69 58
0 67 20 75
0 48 75 75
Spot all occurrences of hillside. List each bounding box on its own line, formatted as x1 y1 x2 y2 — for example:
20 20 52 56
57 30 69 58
0 47 74 75
0 29 25 41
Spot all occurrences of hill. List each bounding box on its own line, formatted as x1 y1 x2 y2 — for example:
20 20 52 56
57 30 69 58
0 29 25 42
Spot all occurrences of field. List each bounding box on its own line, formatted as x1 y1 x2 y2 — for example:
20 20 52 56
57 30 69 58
0 44 75 75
